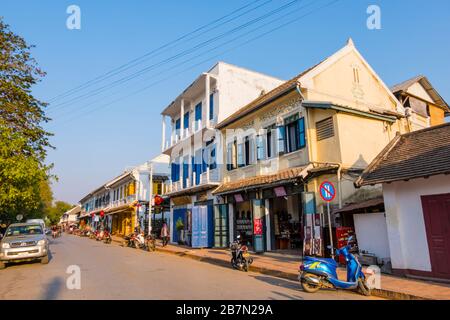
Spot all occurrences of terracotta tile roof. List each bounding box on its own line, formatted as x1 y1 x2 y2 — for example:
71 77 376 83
355 122 450 186
216 62 323 129
213 163 339 195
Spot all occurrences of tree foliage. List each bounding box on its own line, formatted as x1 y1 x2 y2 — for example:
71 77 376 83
0 17 53 223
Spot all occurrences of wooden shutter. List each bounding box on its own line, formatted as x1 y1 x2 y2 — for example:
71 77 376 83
316 117 334 141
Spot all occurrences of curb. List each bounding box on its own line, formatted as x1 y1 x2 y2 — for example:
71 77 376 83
154 246 432 300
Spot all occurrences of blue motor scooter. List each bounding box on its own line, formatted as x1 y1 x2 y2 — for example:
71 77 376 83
299 236 371 296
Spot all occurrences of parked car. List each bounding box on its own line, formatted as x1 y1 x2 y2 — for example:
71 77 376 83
0 223 50 269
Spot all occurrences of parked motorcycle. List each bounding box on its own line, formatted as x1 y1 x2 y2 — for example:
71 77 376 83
122 233 137 247
230 235 253 272
144 233 156 252
299 236 371 296
103 230 112 244
133 232 146 249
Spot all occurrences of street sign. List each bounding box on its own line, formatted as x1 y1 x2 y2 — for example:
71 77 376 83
319 181 336 202
319 181 337 259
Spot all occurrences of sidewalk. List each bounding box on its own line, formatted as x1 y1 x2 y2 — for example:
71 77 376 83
111 236 450 300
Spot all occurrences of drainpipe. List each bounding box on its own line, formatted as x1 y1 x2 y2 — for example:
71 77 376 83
295 84 343 209
295 84 313 163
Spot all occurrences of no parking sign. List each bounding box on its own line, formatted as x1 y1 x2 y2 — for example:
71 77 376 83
319 181 336 202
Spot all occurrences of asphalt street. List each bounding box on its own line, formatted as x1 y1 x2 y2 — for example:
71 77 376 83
0 234 381 300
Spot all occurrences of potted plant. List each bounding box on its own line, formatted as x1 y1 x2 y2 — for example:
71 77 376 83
175 217 185 245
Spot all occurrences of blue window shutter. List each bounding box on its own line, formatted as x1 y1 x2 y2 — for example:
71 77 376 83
298 117 306 148
183 112 189 130
202 148 208 172
227 142 233 171
209 94 214 121
210 144 217 170
175 118 181 130
237 143 245 167
256 135 265 160
195 103 202 121
277 126 286 154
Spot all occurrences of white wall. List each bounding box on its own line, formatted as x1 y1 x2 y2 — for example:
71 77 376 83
383 174 450 272
353 212 390 259
217 62 283 123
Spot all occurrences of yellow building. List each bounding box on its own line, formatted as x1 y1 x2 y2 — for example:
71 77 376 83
212 39 413 254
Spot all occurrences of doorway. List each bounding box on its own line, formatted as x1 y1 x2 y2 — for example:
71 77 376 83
421 193 450 279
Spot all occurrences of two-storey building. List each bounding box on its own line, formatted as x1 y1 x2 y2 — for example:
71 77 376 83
160 62 283 247
212 39 410 255
78 161 169 236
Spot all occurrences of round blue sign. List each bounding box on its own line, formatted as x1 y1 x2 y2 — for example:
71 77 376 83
319 181 336 202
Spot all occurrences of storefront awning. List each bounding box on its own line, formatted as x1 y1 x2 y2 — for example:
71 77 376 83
333 197 384 214
105 203 136 215
213 163 338 196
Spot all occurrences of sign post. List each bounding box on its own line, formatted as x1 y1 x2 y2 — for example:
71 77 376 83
319 181 336 259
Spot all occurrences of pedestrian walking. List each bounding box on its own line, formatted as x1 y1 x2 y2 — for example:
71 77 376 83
161 222 169 247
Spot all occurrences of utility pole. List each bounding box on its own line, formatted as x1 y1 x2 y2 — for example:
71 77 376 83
148 161 153 236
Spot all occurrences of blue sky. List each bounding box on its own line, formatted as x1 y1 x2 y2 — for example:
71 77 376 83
1 0 449 204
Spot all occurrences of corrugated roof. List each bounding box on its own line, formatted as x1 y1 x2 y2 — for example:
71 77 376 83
355 122 450 186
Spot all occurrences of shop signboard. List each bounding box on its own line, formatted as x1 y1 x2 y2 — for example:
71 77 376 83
234 194 244 203
253 218 263 236
274 186 287 197
252 200 265 253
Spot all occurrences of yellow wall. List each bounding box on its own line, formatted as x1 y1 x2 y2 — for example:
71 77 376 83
429 105 445 126
306 49 399 115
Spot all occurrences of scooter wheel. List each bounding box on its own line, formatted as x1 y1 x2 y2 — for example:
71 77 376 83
358 278 371 296
301 281 320 293
243 260 249 272
300 273 321 293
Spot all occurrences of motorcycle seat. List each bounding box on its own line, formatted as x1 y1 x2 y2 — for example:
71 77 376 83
305 257 337 267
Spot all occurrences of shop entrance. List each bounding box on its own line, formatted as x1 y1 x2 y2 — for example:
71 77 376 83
271 194 302 251
235 201 254 249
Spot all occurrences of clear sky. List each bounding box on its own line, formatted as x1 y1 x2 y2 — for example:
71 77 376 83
1 0 449 204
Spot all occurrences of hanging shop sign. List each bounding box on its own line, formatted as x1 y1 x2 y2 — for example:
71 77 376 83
234 194 244 203
274 186 287 197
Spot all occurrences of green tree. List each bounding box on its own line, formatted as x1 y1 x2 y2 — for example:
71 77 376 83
0 17 53 223
46 201 73 225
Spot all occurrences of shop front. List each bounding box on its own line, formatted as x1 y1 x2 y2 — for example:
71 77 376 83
106 204 137 237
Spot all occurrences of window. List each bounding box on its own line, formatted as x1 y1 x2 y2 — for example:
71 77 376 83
244 136 255 166
171 158 180 182
209 93 214 121
316 117 334 141
183 111 190 133
279 115 306 154
175 118 181 137
183 156 189 188
237 141 245 168
256 134 265 161
195 102 202 130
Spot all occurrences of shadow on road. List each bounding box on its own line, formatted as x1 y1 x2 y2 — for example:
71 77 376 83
41 277 64 300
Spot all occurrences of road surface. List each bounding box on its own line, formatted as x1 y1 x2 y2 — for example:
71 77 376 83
0 234 381 300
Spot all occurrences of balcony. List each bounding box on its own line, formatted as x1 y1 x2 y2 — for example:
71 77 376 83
167 167 221 196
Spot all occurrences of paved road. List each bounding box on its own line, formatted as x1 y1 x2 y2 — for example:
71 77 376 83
0 234 381 300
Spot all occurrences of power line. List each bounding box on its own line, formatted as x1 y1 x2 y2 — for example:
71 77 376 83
48 0 341 127
48 0 301 111
47 0 270 104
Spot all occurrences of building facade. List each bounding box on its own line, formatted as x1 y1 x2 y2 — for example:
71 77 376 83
160 62 284 247
78 162 169 236
213 39 412 254
356 123 450 281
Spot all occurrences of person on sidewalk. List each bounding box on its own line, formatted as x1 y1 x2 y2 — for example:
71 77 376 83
161 222 169 247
